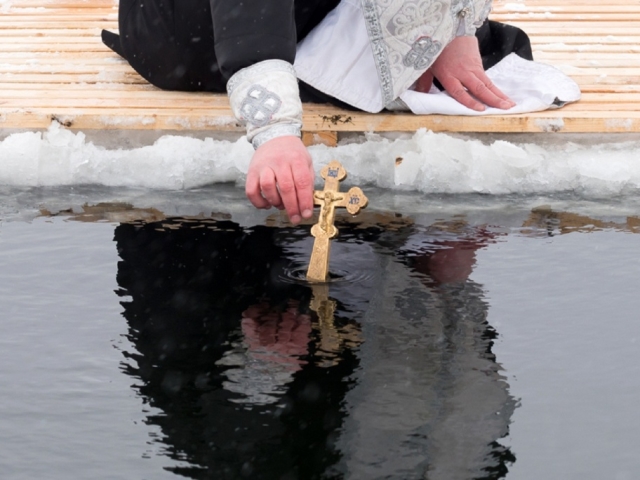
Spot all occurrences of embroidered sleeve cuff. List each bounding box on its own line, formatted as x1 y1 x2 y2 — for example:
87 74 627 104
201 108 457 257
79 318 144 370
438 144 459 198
227 59 303 150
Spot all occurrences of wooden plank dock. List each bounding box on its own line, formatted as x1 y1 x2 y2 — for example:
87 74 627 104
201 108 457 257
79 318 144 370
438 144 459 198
2 0 640 139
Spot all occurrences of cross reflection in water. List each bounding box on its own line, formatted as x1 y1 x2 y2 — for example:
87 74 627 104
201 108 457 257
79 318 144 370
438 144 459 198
113 214 515 480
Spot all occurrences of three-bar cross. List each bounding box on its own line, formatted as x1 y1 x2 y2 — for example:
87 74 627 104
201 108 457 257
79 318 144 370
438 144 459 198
306 160 368 282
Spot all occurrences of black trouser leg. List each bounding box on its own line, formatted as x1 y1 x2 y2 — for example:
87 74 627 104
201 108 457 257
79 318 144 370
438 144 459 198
114 0 224 92
476 20 534 70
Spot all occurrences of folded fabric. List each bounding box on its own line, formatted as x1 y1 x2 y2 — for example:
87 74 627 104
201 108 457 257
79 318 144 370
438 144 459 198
399 53 581 115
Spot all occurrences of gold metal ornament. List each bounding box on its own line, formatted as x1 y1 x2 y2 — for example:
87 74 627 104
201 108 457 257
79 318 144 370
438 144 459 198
306 160 368 282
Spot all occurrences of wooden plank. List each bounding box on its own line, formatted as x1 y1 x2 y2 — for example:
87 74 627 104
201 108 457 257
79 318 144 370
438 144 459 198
0 0 639 135
0 64 137 74
11 8 635 21
497 0 640 5
0 44 112 53
494 6 640 13
503 27 640 36
1 0 629 11
1 88 220 100
0 21 116 30
535 58 640 68
0 15 117 22
0 20 116 27
5 7 117 13
532 45 640 53
3 108 640 134
0 96 230 109
3 98 640 113
4 68 638 84
0 73 146 84
494 13 640 21
0 82 158 91
530 36 640 44
9 39 630 58
4 0 116 6
0 29 104 37
4 0 116 5
3 81 637 95
579 85 640 93
302 131 338 147
3 9 117 17
0 52 121 61
0 37 114 44
3 89 639 106
16 56 640 77
0 58 127 67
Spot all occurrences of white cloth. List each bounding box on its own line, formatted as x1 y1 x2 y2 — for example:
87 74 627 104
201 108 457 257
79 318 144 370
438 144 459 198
295 0 383 112
400 53 581 115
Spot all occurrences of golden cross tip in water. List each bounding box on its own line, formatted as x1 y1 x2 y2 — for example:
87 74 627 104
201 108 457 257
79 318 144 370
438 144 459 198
306 160 368 282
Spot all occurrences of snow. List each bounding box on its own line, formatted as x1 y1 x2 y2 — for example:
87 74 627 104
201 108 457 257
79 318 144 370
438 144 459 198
2 122 640 197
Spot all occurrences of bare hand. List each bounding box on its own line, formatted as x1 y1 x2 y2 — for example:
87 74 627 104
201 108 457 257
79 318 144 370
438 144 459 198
241 301 312 365
245 135 315 225
417 36 515 111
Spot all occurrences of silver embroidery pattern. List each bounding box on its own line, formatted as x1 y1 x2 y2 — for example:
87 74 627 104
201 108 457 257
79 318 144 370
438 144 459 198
361 0 395 107
403 37 442 70
252 124 302 150
240 85 282 128
391 0 445 38
388 50 405 77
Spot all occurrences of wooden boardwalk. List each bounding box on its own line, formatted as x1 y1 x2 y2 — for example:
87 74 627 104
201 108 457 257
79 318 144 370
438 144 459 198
2 0 640 137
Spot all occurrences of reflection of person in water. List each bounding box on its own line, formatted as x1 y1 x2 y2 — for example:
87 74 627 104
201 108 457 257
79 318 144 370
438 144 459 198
114 215 515 479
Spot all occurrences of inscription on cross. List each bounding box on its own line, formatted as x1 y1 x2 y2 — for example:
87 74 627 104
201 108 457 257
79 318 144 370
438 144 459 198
306 160 368 282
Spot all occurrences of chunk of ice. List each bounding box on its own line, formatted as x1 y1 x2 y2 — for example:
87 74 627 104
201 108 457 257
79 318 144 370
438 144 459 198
1 123 640 197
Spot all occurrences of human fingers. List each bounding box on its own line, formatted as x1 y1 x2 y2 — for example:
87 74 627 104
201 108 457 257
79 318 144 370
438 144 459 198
464 71 515 109
259 167 284 210
246 168 270 209
291 156 315 221
272 164 302 223
438 74 486 111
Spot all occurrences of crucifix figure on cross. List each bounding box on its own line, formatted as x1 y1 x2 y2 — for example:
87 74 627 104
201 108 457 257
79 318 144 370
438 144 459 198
306 160 368 282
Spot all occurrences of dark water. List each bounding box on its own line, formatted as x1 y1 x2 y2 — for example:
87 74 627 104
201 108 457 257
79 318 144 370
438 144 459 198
0 185 639 480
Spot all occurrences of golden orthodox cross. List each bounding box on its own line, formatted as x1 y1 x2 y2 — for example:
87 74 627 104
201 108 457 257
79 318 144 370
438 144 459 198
306 160 368 282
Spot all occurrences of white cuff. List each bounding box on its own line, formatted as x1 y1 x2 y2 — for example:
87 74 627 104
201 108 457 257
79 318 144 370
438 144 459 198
227 59 303 150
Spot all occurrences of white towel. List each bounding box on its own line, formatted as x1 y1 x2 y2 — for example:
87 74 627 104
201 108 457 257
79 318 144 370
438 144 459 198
399 53 581 115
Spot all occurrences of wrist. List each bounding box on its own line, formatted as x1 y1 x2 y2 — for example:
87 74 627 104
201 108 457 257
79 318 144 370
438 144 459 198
252 124 301 149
